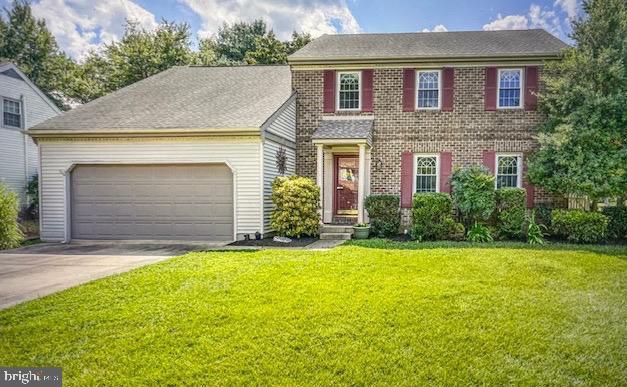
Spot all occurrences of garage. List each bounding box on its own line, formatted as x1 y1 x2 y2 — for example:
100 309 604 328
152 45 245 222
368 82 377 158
70 164 233 241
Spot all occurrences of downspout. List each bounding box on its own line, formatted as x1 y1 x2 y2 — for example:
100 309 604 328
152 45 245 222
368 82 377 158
21 95 28 204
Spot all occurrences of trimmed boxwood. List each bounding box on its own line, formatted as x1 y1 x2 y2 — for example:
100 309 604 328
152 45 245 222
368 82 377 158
551 209 608 244
270 176 320 238
364 195 400 237
411 193 464 241
495 188 526 239
602 206 627 241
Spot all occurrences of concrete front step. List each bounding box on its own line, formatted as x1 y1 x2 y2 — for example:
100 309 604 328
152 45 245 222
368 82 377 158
320 225 354 234
320 232 352 240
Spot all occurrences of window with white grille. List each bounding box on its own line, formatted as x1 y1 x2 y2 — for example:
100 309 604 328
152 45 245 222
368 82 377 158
496 154 522 188
415 155 439 193
337 72 361 110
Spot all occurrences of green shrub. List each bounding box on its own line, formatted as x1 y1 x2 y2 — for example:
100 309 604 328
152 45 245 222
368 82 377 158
270 176 320 238
451 166 496 226
551 209 608 244
495 188 526 239
411 193 463 241
526 210 546 245
466 222 494 242
535 204 553 231
0 183 23 249
602 207 627 241
365 195 400 237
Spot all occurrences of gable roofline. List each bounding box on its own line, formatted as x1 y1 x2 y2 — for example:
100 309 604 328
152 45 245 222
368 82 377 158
288 29 568 65
0 62 62 114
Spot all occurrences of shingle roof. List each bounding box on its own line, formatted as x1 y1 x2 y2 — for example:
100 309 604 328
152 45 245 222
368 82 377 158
312 119 373 144
31 65 292 132
289 29 568 62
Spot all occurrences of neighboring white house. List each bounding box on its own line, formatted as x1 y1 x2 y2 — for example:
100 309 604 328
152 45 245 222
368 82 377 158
28 65 295 243
0 62 60 206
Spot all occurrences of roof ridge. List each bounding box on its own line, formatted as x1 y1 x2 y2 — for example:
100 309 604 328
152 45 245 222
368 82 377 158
323 29 548 37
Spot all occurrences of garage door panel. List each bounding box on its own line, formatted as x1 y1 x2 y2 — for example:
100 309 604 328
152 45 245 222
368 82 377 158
71 164 233 241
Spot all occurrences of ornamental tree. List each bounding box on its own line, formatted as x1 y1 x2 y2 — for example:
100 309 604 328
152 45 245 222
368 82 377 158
527 0 627 205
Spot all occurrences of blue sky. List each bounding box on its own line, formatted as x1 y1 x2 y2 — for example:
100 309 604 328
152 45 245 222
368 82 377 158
2 0 579 59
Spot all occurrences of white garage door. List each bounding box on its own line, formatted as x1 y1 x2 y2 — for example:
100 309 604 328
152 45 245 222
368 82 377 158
71 164 233 241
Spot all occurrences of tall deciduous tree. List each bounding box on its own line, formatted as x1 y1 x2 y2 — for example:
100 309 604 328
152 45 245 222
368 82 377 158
244 31 287 64
0 0 76 109
528 0 627 204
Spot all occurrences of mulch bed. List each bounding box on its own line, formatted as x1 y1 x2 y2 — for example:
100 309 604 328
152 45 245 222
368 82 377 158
229 236 319 247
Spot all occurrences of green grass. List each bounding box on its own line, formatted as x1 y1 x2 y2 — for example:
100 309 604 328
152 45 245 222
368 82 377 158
1 245 626 385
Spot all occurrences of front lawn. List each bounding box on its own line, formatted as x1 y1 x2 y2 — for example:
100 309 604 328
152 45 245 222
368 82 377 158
1 245 626 385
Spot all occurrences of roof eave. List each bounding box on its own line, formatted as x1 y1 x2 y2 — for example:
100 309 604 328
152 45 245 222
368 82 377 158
27 127 261 139
288 53 563 66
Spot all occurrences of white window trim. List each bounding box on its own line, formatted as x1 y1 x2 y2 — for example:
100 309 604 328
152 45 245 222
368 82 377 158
415 69 442 110
336 71 362 112
497 68 524 109
2 96 22 129
413 153 440 193
495 153 523 189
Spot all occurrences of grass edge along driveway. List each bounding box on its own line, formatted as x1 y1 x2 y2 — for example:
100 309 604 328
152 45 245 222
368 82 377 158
1 243 625 386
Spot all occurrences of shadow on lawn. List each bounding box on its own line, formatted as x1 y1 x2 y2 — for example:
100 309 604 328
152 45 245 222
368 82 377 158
344 238 627 258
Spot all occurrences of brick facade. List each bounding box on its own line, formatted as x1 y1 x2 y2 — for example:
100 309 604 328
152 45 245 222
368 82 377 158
293 66 565 224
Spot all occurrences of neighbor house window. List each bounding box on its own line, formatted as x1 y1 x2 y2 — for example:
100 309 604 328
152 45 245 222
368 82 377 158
414 155 439 193
416 70 441 109
498 69 522 108
496 154 522 188
3 98 21 128
337 71 361 110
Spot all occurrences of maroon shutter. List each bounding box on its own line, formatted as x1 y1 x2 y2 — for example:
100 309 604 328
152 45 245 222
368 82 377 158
524 66 539 111
482 150 496 174
362 69 374 112
522 153 535 208
323 70 336 113
442 67 454 111
401 151 414 208
402 69 415 112
439 151 453 193
485 67 497 111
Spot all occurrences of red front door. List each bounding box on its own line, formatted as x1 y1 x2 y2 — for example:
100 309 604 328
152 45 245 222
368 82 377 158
334 156 359 215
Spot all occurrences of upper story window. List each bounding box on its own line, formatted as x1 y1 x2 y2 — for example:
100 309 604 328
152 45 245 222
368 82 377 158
416 70 441 109
337 71 361 110
3 98 22 128
414 154 439 193
496 154 522 188
498 69 522 108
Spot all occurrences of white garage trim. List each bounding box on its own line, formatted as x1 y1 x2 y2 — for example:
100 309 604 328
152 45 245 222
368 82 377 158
38 138 262 243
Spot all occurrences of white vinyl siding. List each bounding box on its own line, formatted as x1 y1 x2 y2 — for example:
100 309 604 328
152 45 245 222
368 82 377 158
38 138 263 242
0 70 59 205
262 139 296 232
264 95 296 142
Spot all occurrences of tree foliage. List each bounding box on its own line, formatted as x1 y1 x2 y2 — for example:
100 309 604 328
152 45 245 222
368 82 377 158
0 2 312 106
0 0 77 109
528 0 627 203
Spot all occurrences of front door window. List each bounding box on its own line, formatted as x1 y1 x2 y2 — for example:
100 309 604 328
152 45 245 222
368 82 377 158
335 156 359 215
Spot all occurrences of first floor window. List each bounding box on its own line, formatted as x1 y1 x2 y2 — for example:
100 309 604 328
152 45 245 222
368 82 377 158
417 70 440 109
498 69 522 108
337 71 360 110
496 154 522 188
415 155 439 192
3 98 21 128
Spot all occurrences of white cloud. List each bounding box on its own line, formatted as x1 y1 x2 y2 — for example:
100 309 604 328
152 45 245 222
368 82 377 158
482 14 529 31
31 0 158 60
482 3 566 37
554 0 578 19
180 0 360 40
421 24 448 33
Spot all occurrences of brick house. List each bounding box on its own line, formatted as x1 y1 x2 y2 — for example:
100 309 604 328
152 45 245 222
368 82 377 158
288 29 568 226
30 29 569 242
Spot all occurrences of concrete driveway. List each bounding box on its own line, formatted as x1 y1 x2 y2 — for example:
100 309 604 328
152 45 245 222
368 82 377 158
0 241 223 310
